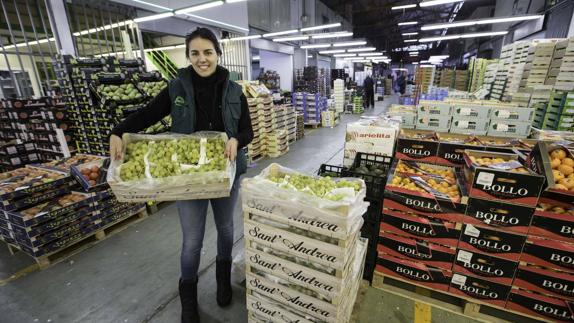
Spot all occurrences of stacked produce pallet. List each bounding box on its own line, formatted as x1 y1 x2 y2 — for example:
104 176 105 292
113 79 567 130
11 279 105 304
454 70 469 91
294 66 330 97
439 69 454 88
0 139 38 172
262 130 289 158
334 79 345 113
352 96 364 114
384 79 392 95
433 69 442 87
468 58 497 92
242 164 368 323
0 155 145 268
134 72 170 134
520 41 556 91
554 37 574 91
529 86 553 128
545 38 568 86
503 63 526 99
481 62 499 97
542 91 574 131
296 113 305 141
293 92 327 126
416 66 435 94
491 67 508 101
247 98 264 162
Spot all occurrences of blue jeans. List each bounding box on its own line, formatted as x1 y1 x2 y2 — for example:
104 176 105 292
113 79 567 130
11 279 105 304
177 180 239 281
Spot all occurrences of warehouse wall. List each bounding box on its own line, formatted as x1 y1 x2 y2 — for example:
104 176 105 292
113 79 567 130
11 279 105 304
259 50 293 91
0 54 42 97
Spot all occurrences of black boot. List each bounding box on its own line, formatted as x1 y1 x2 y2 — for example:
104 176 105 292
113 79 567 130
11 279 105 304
179 278 199 323
216 258 232 307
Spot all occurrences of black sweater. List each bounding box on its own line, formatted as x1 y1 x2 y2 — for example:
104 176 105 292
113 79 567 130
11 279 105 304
111 66 253 149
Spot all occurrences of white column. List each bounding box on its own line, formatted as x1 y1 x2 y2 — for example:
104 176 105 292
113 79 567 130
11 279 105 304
45 0 76 56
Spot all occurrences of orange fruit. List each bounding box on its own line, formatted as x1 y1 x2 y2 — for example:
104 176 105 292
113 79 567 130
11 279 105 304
564 158 574 167
551 149 567 160
555 183 568 190
558 164 574 176
559 178 574 189
551 158 562 169
553 170 565 181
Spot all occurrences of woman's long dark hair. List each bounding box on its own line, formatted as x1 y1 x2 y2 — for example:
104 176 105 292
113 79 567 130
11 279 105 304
185 27 222 59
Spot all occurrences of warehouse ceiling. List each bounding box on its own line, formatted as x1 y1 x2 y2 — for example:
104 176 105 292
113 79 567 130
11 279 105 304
321 0 496 63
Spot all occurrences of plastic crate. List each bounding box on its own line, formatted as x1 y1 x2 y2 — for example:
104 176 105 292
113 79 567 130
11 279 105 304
343 152 393 200
317 164 344 177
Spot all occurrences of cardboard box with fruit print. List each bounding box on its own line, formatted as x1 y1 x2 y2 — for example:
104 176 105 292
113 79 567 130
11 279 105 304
528 142 574 202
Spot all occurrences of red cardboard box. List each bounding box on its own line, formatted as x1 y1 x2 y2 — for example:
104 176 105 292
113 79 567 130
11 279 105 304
452 249 518 285
514 264 574 301
435 133 484 166
375 253 452 292
380 209 461 247
458 224 526 262
506 288 574 322
521 236 574 274
530 197 574 243
463 150 545 207
463 197 535 234
382 189 466 223
395 129 439 163
449 273 511 307
527 142 574 202
377 232 455 270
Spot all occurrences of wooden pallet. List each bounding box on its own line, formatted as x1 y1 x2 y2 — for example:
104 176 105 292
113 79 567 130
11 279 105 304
304 122 321 129
7 207 148 270
372 272 544 323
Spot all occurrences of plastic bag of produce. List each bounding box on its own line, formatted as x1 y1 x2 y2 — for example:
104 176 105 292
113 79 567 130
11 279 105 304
107 131 235 202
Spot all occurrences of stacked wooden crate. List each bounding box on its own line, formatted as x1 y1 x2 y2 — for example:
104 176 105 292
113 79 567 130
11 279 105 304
520 41 556 91
482 62 499 97
454 70 469 91
247 98 264 162
272 104 297 144
434 69 442 88
542 91 574 131
296 113 305 140
439 69 454 88
530 85 554 129
242 164 368 323
416 66 435 93
293 92 327 126
263 130 289 158
334 79 345 113
554 37 574 91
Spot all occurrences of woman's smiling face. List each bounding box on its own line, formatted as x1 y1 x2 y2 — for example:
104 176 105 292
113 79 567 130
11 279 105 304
188 37 219 77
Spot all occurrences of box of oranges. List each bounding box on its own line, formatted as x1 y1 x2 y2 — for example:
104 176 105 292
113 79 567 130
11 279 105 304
529 196 574 243
527 142 574 202
435 133 485 166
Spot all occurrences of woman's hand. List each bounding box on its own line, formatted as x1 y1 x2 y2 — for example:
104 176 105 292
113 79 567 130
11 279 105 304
110 134 123 160
225 138 238 162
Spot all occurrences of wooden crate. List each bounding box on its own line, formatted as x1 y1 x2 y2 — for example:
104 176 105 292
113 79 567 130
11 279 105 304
246 294 315 323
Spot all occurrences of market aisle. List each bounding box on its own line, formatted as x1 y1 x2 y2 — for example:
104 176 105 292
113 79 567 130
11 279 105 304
0 97 395 323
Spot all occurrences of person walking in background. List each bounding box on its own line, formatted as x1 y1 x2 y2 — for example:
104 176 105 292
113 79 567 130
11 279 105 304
398 72 407 95
363 74 375 108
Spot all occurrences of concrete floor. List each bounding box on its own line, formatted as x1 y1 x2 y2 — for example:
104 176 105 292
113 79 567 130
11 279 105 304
0 96 485 323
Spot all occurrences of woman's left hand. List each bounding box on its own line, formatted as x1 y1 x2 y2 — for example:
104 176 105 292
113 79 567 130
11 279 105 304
225 138 238 161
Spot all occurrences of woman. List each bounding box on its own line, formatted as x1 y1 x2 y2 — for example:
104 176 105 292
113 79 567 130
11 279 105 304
109 27 253 323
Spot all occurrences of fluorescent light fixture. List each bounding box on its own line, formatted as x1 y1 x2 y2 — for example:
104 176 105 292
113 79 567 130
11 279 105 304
273 35 309 42
332 41 367 47
410 53 419 56
422 15 543 30
175 1 224 15
222 34 261 42
184 13 249 32
312 32 353 39
347 47 377 52
333 53 357 57
404 39 418 43
402 32 418 36
419 31 507 42
430 55 449 59
392 4 417 10
144 44 185 52
300 44 331 49
264 29 299 37
420 64 437 67
358 52 384 56
226 0 249 3
300 23 342 32
307 55 313 58
319 49 346 54
398 21 418 26
420 0 464 7
365 56 388 60
412 62 419 65
132 0 171 11
134 11 174 22
345 57 366 61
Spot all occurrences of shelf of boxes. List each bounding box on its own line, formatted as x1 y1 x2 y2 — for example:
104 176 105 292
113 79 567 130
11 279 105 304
454 70 469 92
520 41 556 92
242 164 368 323
293 92 327 125
554 37 574 91
334 79 345 113
541 91 574 131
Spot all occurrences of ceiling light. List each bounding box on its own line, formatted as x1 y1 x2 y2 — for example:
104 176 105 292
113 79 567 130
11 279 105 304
419 31 507 42
300 44 331 49
307 55 313 58
312 32 353 39
365 56 388 60
132 0 171 11
263 29 299 37
398 21 418 26
420 0 464 7
402 32 418 36
134 11 173 22
175 1 224 14
392 4 417 10
226 0 249 2
421 15 543 30
183 13 249 32
404 40 418 44
430 55 449 59
345 57 367 60
300 23 342 32
358 52 384 56
334 53 357 57
222 34 261 42
273 35 309 42
319 49 346 54
252 56 260 60
332 41 367 47
347 47 377 52
412 62 419 65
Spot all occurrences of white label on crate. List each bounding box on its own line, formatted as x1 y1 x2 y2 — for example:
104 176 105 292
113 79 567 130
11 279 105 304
464 224 481 238
457 250 474 263
459 108 472 116
476 172 495 187
457 120 470 129
6 147 16 154
452 274 467 286
497 110 511 119
496 124 509 132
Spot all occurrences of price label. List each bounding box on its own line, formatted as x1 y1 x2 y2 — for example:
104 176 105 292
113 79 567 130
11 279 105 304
476 172 495 187
457 120 470 128
497 110 511 119
464 224 481 238
452 274 467 286
459 108 472 116
496 123 509 132
457 250 474 263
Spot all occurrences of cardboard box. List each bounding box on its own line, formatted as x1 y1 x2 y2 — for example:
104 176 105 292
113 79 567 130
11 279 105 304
521 235 574 273
395 129 439 163
380 209 461 246
382 189 466 223
463 150 545 207
450 116 489 136
458 224 527 262
530 196 574 243
375 253 452 292
417 101 453 116
527 142 574 202
490 106 534 122
463 197 535 234
514 264 574 300
343 119 399 166
451 105 491 119
506 288 574 322
377 233 455 270
449 273 511 307
435 133 485 166
416 115 451 132
487 121 531 138
453 249 518 284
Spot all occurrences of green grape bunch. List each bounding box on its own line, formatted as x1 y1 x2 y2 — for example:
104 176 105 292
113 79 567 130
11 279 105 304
140 81 166 97
98 83 143 101
267 173 362 201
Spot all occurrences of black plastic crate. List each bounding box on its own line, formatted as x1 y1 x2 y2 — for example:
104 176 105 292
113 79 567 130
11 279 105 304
342 152 393 200
317 164 344 177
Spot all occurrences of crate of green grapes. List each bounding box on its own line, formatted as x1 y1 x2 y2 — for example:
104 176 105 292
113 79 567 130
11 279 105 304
107 132 235 202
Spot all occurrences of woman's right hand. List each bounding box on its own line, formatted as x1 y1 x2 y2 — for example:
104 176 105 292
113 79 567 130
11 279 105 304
110 134 123 160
